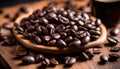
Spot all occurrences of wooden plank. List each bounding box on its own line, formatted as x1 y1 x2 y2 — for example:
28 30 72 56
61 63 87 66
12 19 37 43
0 0 120 69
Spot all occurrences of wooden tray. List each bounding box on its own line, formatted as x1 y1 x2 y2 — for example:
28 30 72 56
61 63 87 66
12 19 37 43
13 12 107 54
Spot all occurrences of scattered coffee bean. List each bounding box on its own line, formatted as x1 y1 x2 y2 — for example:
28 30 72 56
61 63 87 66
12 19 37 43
34 36 42 44
93 48 101 54
22 55 35 64
65 57 76 65
58 39 67 48
110 28 120 36
4 14 11 19
100 55 108 63
109 53 120 61
2 23 12 30
85 50 94 59
110 47 120 52
35 54 44 62
50 58 59 66
107 36 119 45
41 58 50 66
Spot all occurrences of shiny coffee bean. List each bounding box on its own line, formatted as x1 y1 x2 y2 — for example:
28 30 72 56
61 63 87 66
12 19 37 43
0 35 8 41
100 55 108 63
110 47 120 52
47 24 55 29
35 54 44 62
85 50 94 59
82 36 90 44
47 39 56 46
46 12 57 21
65 57 76 65
34 36 42 44
95 19 101 26
41 26 48 35
79 52 89 61
50 58 59 66
110 28 120 36
69 40 81 47
39 17 49 25
58 39 67 48
71 25 78 31
36 26 42 33
89 30 101 36
109 53 120 61
77 20 84 26
50 28 55 35
65 36 73 43
43 36 51 42
93 48 101 54
52 33 61 39
77 30 87 38
58 15 69 24
0 28 3 35
61 11 68 16
22 55 35 64
107 36 119 45
41 58 50 66
2 23 12 30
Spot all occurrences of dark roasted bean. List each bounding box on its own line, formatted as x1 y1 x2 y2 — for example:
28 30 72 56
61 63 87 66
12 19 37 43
100 55 108 63
58 39 67 48
90 35 100 41
58 15 69 24
67 29 77 37
47 39 56 46
2 23 12 30
82 36 90 44
52 33 61 39
93 48 101 54
95 19 101 26
69 40 81 47
41 26 48 35
60 32 67 38
79 52 89 61
110 28 120 36
89 30 101 36
47 24 55 29
85 50 94 59
110 47 120 52
109 53 120 61
77 30 87 38
36 26 42 34
65 36 73 43
50 58 59 66
65 57 76 65
71 25 78 31
35 36 42 44
0 28 3 35
39 17 49 25
50 28 55 35
0 35 8 41
61 11 68 16
46 12 57 21
107 36 119 45
69 21 75 25
77 20 84 26
42 36 51 42
41 58 50 66
22 55 35 64
35 54 44 62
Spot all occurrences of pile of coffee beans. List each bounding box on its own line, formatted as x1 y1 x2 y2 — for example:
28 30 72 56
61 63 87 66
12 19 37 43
15 2 101 48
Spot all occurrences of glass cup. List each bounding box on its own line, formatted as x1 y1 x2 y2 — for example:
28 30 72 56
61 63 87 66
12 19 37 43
91 0 120 28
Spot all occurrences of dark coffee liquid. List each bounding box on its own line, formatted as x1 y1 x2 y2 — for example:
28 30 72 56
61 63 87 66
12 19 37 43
91 0 120 28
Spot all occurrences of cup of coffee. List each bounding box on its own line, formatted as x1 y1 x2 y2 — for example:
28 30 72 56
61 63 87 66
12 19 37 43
91 0 120 28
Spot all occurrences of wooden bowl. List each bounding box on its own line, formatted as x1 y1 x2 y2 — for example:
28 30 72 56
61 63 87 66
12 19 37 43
13 12 107 54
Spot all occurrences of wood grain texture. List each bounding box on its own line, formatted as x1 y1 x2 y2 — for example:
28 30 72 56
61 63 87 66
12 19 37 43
0 0 120 69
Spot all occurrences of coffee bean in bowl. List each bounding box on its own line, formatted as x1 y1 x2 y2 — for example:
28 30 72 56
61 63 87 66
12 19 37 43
13 1 107 54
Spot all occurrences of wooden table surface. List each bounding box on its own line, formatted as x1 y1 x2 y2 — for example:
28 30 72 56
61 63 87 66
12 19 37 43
0 0 120 69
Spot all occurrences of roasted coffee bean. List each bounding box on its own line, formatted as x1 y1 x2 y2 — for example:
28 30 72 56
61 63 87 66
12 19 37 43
77 30 87 38
90 35 99 41
69 21 75 25
71 25 78 31
109 53 120 61
79 52 89 61
78 26 87 31
22 55 35 64
85 23 93 29
82 36 90 44
95 19 101 26
58 39 67 48
77 20 84 26
56 24 65 32
58 15 69 24
3 39 17 45
47 39 56 46
34 36 42 44
36 26 42 33
93 48 101 54
41 58 50 66
35 54 44 62
82 13 89 20
100 55 108 63
50 28 55 35
85 50 94 59
61 11 68 16
41 26 48 35
47 24 55 29
2 23 12 30
67 29 77 37
110 28 120 36
46 12 57 21
65 36 73 43
60 32 67 38
39 17 49 25
107 36 119 45
89 30 101 36
27 25 35 32
69 40 81 47
42 36 51 42
15 24 24 33
50 58 59 66
110 47 120 52
65 57 76 65
52 33 61 39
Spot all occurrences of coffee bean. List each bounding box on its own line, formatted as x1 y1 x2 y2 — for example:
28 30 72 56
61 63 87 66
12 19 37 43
27 25 35 32
67 29 77 37
47 24 55 29
42 36 51 42
107 36 119 45
65 36 73 43
50 58 59 66
60 32 67 38
41 26 48 35
82 36 90 44
39 17 49 25
84 50 94 59
50 28 55 35
47 39 56 46
46 12 57 21
79 52 89 61
35 54 44 62
69 21 75 25
41 58 50 66
69 40 81 47
58 39 67 48
71 25 78 31
110 28 120 36
36 26 42 34
58 15 69 24
2 23 12 30
90 35 99 41
93 48 101 54
82 13 89 20
61 11 68 16
4 14 11 19
0 35 8 41
0 28 3 35
56 24 65 32
89 30 101 36
109 53 120 61
52 33 61 39
100 55 108 63
77 20 84 26
34 36 42 44
110 47 120 52
65 57 76 65
95 19 101 26
77 30 87 38
22 55 35 64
